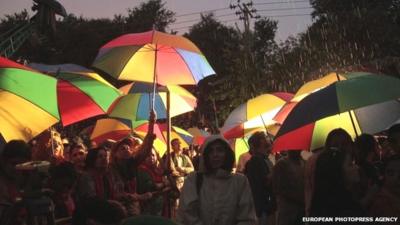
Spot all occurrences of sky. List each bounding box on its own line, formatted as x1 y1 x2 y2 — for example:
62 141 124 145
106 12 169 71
0 0 313 42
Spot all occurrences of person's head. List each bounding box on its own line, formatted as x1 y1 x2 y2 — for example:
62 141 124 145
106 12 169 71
144 149 159 167
325 128 353 152
171 138 181 154
70 143 87 169
354 133 377 164
388 124 400 153
111 138 137 164
32 130 64 162
248 131 272 155
85 147 109 171
0 140 31 177
202 136 235 173
51 131 64 158
382 154 400 195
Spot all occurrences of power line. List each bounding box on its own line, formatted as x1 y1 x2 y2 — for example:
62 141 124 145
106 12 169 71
257 6 312 12
170 13 311 31
261 13 311 18
171 18 240 31
174 0 310 18
253 0 310 5
173 6 312 26
175 7 230 18
174 12 236 25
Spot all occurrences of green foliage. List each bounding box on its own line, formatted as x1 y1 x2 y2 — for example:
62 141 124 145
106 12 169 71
269 0 400 93
125 0 175 32
186 14 278 130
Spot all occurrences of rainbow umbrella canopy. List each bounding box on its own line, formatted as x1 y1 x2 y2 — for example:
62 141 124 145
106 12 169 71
221 92 293 139
187 127 210 145
134 121 193 156
273 73 400 152
110 82 196 120
274 72 370 125
90 118 193 156
90 118 144 144
92 30 215 85
108 83 196 121
29 63 122 126
0 57 59 142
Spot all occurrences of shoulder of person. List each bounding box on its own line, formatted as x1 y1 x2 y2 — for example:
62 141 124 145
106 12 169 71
231 172 248 181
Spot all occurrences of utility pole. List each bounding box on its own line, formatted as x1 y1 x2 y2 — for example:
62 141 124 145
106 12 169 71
230 0 260 94
229 0 260 56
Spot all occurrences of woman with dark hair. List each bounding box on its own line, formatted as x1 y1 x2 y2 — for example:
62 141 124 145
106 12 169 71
354 134 381 208
69 142 87 173
310 145 364 223
305 128 354 217
177 135 256 225
76 146 116 201
136 148 166 216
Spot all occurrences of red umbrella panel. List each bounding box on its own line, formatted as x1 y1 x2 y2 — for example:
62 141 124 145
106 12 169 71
29 63 122 126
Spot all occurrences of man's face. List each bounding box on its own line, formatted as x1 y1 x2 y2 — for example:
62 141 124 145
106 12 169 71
258 134 272 155
172 140 181 153
71 147 86 167
116 144 131 160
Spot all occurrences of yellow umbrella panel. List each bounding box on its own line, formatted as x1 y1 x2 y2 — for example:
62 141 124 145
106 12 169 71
0 91 58 142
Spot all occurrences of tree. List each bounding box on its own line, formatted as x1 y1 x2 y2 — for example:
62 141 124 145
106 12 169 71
125 0 175 32
267 0 400 93
184 14 279 130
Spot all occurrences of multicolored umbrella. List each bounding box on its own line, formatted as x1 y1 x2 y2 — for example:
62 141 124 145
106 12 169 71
229 137 250 163
90 118 193 156
91 118 135 144
273 73 400 152
187 127 210 145
28 63 122 126
292 72 367 101
90 118 167 154
93 30 215 85
0 57 59 142
110 82 196 120
274 72 370 125
221 92 293 139
134 121 193 156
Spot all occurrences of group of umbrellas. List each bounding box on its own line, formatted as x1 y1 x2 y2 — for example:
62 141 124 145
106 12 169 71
0 30 214 152
222 71 400 159
1 30 400 160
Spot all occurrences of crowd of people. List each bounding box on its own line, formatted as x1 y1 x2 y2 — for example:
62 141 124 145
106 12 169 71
0 113 399 225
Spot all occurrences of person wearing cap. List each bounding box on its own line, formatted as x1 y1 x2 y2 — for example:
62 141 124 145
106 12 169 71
177 135 257 225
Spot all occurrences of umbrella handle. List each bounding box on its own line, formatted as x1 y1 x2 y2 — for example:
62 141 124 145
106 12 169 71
152 44 158 111
148 110 156 134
